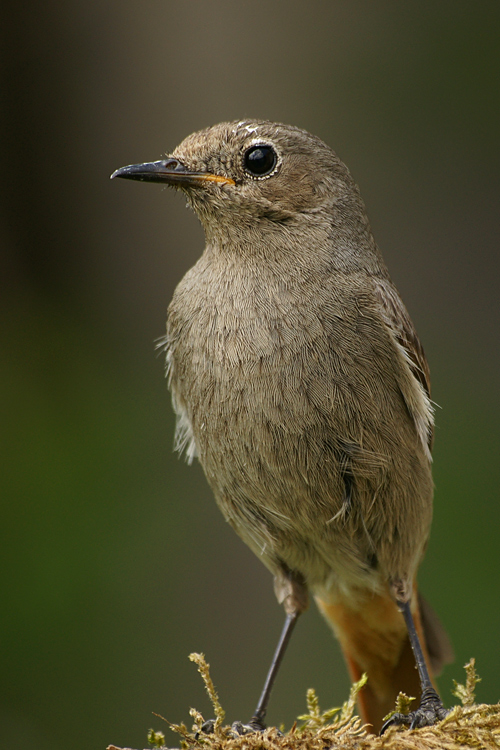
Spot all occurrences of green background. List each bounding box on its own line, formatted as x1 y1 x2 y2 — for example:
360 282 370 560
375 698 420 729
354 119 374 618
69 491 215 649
2 2 499 748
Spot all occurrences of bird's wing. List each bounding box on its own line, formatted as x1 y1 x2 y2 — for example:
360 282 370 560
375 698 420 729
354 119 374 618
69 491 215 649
373 277 434 452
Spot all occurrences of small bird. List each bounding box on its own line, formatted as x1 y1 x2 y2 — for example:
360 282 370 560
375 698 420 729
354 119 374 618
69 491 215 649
111 120 453 733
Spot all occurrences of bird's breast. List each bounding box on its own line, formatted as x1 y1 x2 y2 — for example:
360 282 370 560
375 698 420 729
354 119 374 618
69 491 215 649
166 255 404 501
167 257 358 441
165 255 433 591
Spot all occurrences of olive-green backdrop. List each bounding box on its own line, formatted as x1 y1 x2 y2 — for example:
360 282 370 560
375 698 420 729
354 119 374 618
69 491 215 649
2 3 499 749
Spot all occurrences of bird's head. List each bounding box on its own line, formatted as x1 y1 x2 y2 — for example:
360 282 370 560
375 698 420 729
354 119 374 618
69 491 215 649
112 120 379 269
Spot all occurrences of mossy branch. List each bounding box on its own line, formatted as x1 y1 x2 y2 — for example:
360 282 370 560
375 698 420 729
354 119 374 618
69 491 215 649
108 655 500 750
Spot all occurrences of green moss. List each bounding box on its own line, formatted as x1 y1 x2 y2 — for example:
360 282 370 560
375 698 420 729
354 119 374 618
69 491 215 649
110 655 500 750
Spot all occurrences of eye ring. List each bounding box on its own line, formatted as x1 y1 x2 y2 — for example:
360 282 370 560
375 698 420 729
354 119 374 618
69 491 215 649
242 144 279 179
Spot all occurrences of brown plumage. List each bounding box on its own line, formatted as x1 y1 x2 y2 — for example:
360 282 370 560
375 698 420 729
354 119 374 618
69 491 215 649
112 120 452 732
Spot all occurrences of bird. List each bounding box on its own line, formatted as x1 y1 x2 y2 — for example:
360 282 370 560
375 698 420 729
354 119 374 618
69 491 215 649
111 119 453 733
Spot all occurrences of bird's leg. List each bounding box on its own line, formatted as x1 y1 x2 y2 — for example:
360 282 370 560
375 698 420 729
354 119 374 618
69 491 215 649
381 598 449 733
229 569 308 735
248 611 300 729
200 612 300 738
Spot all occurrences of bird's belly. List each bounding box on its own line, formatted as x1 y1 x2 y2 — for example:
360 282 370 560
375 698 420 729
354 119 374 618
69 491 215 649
167 289 433 592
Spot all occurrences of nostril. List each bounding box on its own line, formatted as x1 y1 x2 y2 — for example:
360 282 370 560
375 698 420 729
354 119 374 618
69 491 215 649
158 156 186 172
162 158 183 171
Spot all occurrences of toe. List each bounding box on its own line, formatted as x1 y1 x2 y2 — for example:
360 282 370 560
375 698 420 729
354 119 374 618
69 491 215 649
380 700 450 735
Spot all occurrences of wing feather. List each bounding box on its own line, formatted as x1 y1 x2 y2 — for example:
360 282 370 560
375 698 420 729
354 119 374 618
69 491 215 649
373 277 434 454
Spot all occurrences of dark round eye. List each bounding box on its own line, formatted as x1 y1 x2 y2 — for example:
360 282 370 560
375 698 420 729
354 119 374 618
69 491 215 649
243 144 278 177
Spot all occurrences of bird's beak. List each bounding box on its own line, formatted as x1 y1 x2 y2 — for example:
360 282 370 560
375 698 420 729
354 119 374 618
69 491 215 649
110 157 235 187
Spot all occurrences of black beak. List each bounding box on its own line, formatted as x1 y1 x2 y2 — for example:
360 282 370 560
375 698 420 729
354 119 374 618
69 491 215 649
110 158 234 187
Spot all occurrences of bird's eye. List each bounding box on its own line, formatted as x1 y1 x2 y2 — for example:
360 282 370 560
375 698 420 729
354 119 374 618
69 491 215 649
243 144 278 178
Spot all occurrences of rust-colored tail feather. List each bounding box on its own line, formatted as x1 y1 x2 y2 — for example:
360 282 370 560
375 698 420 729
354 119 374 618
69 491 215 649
316 586 453 732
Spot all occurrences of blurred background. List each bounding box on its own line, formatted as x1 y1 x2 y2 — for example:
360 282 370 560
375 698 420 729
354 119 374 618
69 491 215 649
2 2 500 748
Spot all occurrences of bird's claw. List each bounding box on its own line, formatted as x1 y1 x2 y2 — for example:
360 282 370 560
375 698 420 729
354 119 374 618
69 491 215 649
230 718 267 736
196 717 268 739
195 719 216 738
381 689 450 734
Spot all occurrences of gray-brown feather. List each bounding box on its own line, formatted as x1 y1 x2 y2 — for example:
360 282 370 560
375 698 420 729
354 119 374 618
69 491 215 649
163 120 434 608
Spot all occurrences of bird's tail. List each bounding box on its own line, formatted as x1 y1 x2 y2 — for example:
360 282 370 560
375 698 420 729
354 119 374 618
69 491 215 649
315 586 453 732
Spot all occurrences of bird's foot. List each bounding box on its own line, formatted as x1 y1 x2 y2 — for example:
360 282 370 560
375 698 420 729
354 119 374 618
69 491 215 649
230 718 266 736
381 688 450 734
197 717 268 739
197 719 216 737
